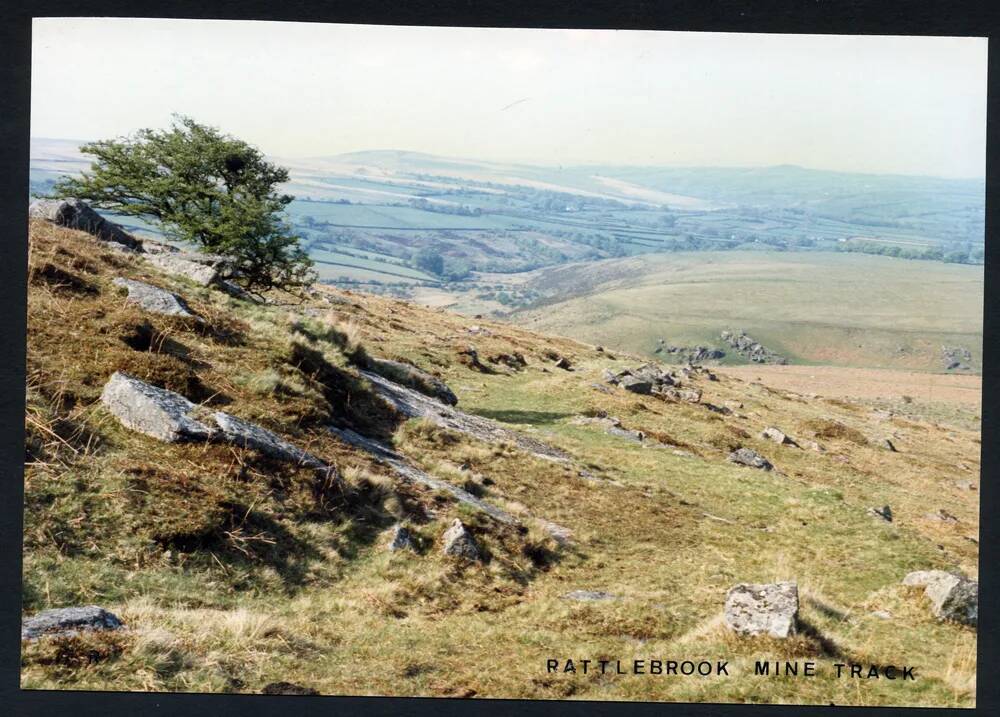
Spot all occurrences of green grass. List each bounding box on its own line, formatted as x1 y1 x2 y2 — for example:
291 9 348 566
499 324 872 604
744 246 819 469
510 251 983 371
21 223 978 705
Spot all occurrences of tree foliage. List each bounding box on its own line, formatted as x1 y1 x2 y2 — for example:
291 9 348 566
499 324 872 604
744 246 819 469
51 116 315 294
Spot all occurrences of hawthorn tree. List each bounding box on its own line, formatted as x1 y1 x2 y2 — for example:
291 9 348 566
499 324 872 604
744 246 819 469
51 115 315 295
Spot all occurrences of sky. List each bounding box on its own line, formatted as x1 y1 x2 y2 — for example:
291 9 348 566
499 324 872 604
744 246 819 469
31 19 988 178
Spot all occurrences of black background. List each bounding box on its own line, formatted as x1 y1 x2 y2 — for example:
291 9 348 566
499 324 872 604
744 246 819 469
1 2 997 716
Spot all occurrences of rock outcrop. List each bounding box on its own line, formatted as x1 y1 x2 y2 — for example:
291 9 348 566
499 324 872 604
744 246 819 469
100 371 214 443
29 198 141 251
727 448 773 471
441 519 481 560
145 253 221 286
721 330 786 364
213 411 325 468
101 373 330 472
22 605 124 641
902 570 978 626
723 582 799 638
365 357 458 406
112 278 199 319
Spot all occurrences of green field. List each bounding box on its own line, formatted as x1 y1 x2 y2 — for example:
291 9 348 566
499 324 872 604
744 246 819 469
510 251 984 372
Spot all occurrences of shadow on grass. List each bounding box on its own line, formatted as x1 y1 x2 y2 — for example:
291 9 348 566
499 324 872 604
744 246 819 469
472 409 575 426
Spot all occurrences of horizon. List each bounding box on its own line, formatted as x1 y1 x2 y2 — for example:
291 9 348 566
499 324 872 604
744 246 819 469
31 20 987 180
29 136 987 184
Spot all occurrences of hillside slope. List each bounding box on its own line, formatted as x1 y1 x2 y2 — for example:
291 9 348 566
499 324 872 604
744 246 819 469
22 220 979 705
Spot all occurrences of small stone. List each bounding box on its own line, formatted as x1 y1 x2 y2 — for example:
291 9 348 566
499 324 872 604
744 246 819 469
22 606 124 641
761 427 797 446
954 480 976 491
880 438 898 452
925 509 959 524
723 582 799 638
554 356 572 370
561 590 617 602
441 519 481 561
868 505 893 522
871 610 892 620
727 448 773 471
388 524 415 552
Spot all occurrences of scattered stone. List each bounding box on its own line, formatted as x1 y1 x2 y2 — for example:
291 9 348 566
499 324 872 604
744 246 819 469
880 438 898 452
723 582 799 638
466 325 492 336
590 382 613 394
942 346 973 372
655 340 725 364
112 277 199 319
803 440 825 452
139 240 179 254
727 448 773 471
561 590 617 602
456 344 487 371
441 519 481 561
261 682 320 696
29 198 141 250
488 352 527 370
536 519 573 545
902 570 977 626
388 524 415 552
868 505 893 522
659 386 703 403
553 356 572 370
925 509 959 524
761 427 798 447
871 610 892 620
955 480 976 491
720 330 786 365
213 411 326 469
22 606 124 641
100 371 214 443
366 357 458 406
724 400 744 411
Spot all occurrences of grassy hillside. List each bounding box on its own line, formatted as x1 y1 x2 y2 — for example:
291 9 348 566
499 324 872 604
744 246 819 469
510 251 984 372
21 221 979 705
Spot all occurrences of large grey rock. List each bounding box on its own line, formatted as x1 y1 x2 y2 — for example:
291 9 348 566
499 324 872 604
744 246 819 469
441 519 481 561
112 278 198 319
903 570 977 626
724 582 799 638
29 198 141 250
212 411 325 468
727 448 773 471
22 605 124 641
145 253 220 286
100 371 214 442
367 357 458 406
620 375 653 395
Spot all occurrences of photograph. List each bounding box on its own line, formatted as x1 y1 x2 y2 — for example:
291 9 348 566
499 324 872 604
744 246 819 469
21 17 984 707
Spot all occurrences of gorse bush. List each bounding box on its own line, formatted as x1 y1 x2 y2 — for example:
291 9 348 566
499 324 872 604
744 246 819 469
51 115 315 295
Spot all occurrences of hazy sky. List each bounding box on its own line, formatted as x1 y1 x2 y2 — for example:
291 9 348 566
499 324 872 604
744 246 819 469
31 19 987 178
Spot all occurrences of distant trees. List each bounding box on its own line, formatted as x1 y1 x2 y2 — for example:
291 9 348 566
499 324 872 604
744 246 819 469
413 247 445 275
51 115 315 294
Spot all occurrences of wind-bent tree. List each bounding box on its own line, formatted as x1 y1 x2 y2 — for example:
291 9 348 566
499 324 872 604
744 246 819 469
51 115 315 295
